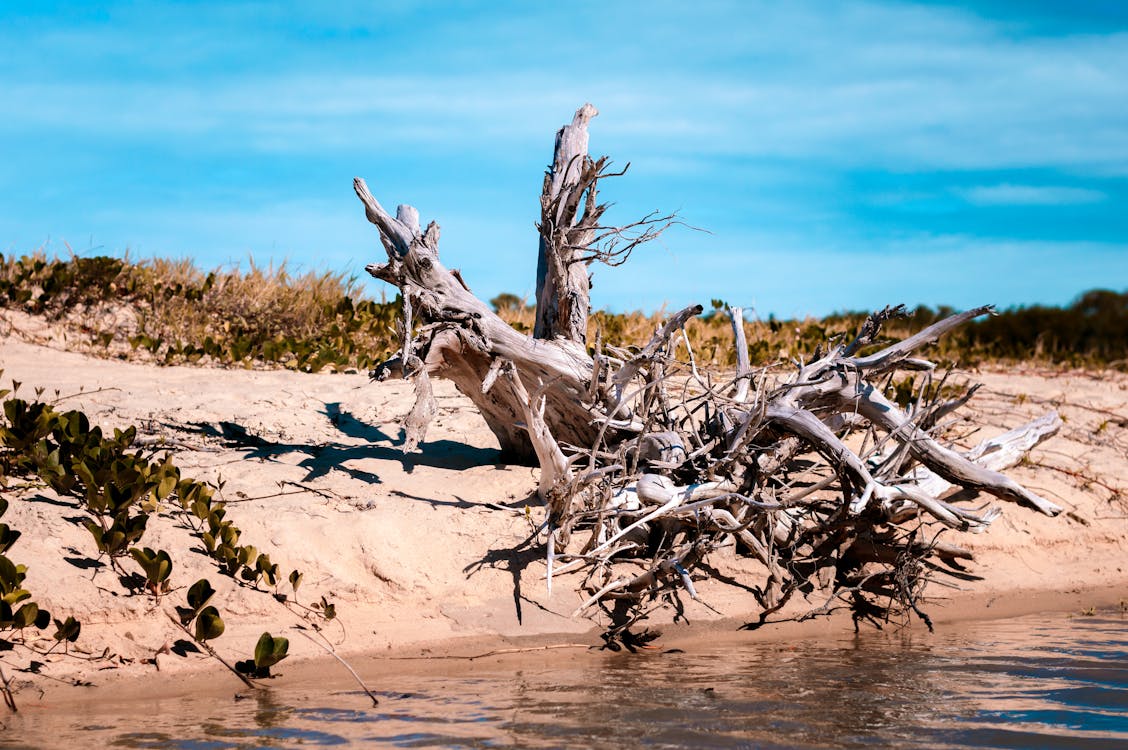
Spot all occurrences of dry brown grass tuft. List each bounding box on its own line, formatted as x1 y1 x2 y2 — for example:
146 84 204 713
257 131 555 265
137 258 363 343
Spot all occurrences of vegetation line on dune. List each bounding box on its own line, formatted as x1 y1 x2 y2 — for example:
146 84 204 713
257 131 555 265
1 252 1125 370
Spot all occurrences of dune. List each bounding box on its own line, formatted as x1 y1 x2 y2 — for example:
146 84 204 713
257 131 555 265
1 319 1126 701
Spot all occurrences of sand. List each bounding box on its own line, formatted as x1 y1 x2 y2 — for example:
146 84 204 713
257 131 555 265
1 320 1126 704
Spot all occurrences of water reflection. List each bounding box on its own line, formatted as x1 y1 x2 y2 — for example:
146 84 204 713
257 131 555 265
5 611 1125 749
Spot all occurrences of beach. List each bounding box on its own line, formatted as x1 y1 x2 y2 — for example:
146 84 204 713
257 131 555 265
1 322 1126 704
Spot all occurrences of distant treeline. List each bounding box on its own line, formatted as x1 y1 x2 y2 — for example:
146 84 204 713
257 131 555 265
1 253 1125 370
889 290 1128 367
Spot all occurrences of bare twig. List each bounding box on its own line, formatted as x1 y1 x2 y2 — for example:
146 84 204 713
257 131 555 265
295 627 379 706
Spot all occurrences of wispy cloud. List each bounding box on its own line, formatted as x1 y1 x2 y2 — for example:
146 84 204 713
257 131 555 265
957 184 1108 206
4 3 1128 172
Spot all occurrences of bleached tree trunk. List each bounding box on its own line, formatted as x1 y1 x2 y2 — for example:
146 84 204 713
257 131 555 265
534 103 599 344
353 175 605 460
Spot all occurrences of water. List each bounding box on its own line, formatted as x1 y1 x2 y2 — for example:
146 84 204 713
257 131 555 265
4 611 1126 749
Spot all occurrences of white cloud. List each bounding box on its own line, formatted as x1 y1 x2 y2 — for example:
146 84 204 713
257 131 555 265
957 184 1108 206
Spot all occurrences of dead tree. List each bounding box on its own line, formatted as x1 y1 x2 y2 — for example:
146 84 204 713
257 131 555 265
355 104 1062 636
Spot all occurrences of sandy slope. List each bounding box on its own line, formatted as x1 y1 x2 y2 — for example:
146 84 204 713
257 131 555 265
1 331 1126 697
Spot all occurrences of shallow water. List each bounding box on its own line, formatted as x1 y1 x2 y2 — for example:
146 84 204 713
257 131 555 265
5 611 1126 749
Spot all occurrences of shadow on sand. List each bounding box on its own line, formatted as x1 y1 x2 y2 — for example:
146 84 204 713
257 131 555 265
175 402 560 624
176 401 503 487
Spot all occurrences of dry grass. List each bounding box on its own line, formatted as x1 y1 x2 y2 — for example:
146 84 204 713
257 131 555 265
0 252 399 371
2 252 1125 372
134 257 365 343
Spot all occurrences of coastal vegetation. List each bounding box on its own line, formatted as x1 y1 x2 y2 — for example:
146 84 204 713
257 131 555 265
1 252 1125 373
0 376 355 703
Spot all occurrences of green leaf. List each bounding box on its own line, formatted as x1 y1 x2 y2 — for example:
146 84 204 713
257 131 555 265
237 545 257 567
65 410 89 441
131 548 173 588
187 579 216 612
253 632 289 670
288 570 303 593
153 551 172 582
2 588 30 606
0 524 20 554
12 602 38 629
129 546 156 566
256 555 278 586
206 508 226 533
194 606 224 642
53 616 81 643
0 555 20 590
72 460 97 492
120 514 149 546
101 529 128 557
179 579 216 624
219 525 239 547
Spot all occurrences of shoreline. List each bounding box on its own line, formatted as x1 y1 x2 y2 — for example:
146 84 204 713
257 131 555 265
24 576 1128 710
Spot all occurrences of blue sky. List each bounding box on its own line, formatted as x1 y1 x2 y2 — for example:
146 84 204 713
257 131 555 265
2 1 1125 317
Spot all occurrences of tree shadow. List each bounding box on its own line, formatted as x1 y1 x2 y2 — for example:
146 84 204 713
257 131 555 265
388 488 528 512
697 561 762 596
179 408 503 486
323 402 395 445
464 522 554 626
19 494 90 529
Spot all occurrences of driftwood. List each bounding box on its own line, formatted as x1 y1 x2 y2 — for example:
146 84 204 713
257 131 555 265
354 104 1062 638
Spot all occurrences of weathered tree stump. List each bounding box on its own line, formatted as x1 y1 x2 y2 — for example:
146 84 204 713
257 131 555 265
354 104 1061 638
